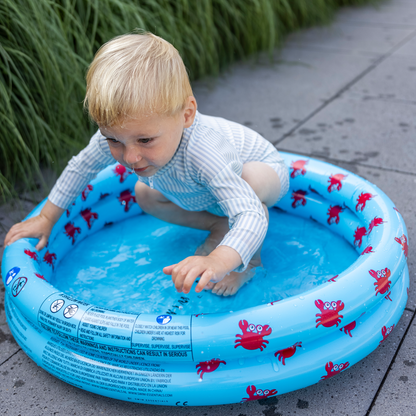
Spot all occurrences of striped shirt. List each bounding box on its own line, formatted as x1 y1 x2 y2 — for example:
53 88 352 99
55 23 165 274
49 112 289 271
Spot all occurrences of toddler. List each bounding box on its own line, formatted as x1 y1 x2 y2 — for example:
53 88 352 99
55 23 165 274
4 33 289 297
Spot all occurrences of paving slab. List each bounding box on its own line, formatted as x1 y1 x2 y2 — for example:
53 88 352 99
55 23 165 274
277 95 416 174
337 2 416 27
347 53 416 103
194 47 375 145
370 316 416 416
285 21 414 55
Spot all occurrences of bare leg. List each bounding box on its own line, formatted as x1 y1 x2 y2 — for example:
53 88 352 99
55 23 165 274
208 162 281 296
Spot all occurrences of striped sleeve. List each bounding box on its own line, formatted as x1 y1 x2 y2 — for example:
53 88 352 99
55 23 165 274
188 129 267 271
48 130 115 209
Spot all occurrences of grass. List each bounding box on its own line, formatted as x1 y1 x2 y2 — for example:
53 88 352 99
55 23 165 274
0 0 380 200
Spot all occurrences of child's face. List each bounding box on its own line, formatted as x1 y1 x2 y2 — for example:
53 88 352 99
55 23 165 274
100 98 196 177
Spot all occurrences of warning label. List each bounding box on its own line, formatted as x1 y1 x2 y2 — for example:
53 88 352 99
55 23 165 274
37 293 193 360
41 339 174 402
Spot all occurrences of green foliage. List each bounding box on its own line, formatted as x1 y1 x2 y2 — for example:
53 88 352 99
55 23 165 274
0 0 378 199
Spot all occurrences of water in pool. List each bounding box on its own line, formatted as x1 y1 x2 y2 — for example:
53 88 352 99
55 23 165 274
52 209 358 315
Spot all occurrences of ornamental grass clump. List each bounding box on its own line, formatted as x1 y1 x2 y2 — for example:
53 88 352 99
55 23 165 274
0 0 378 199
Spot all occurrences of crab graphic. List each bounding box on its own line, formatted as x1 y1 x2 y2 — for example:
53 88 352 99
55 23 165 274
308 185 321 196
242 385 277 402
379 324 395 344
361 245 374 255
118 189 136 212
81 184 93 201
290 160 308 178
35 272 46 281
274 342 302 365
24 249 38 261
367 216 386 235
369 268 391 299
355 192 375 212
291 190 307 208
327 205 344 225
327 174 347 193
353 226 367 248
328 275 338 283
234 320 272 351
99 192 110 200
321 361 350 380
81 208 98 229
196 359 226 379
394 234 408 258
340 320 356 337
64 222 81 244
315 299 344 328
113 164 132 183
43 250 57 269
66 202 76 217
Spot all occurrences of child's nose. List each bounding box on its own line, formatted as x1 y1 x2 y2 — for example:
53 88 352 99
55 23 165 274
124 147 143 165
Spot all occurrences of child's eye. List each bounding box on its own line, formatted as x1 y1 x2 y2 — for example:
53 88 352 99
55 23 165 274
139 138 153 144
105 138 120 145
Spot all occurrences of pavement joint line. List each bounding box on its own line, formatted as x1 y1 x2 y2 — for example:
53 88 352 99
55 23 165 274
274 28 416 146
335 20 416 30
365 309 416 416
0 348 22 368
405 307 415 313
274 148 416 177
359 96 416 105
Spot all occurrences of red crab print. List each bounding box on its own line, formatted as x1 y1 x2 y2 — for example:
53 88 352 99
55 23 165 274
327 205 344 225
321 361 350 380
308 185 321 196
242 385 277 402
327 174 347 193
81 184 93 201
315 299 344 328
118 190 136 212
290 159 308 178
113 164 132 183
66 202 75 217
269 300 282 305
367 216 386 235
379 324 395 344
234 320 272 351
361 245 374 255
274 342 302 365
81 208 98 229
340 321 356 337
43 250 57 269
24 249 38 261
99 192 110 200
394 234 408 258
355 192 375 212
64 222 81 244
393 207 400 214
196 359 226 380
291 190 307 208
369 268 391 298
353 226 367 248
328 275 338 283
35 273 46 281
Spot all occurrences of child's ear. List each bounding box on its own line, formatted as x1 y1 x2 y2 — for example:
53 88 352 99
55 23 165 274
183 96 197 128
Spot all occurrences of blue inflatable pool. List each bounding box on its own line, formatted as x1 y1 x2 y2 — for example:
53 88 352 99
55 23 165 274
2 153 409 406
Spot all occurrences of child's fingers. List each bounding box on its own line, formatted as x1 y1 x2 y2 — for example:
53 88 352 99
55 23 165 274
163 264 176 275
195 269 215 292
35 235 49 251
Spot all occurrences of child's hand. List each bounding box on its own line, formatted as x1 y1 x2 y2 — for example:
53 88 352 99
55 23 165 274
4 200 64 251
163 246 242 294
4 214 54 251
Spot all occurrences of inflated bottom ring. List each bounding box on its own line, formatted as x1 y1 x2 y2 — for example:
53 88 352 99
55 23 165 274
2 152 409 406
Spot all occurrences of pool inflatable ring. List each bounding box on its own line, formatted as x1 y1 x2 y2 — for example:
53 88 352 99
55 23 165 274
2 153 409 406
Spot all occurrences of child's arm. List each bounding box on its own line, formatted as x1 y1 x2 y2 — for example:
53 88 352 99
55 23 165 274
163 245 242 294
4 200 64 251
4 130 115 250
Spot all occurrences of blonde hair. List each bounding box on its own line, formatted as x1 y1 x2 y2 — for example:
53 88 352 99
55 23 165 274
84 32 193 126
